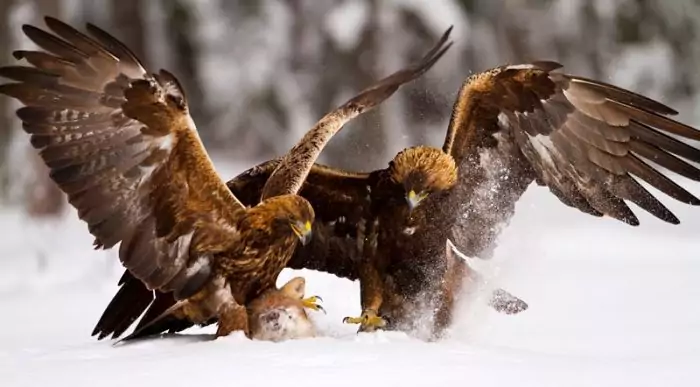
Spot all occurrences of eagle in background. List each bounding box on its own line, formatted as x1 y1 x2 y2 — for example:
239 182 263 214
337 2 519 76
0 17 449 340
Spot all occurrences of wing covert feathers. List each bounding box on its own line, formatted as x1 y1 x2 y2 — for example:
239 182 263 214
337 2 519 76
0 17 244 298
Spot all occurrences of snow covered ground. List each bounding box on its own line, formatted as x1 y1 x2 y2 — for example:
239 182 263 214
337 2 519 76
1 160 699 387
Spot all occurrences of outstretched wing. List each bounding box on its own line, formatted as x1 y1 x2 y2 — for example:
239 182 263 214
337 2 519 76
261 26 454 199
0 17 245 300
229 159 366 280
445 61 700 225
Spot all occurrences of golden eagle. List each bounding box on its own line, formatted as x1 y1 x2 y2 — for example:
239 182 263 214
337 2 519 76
229 61 700 337
0 17 451 340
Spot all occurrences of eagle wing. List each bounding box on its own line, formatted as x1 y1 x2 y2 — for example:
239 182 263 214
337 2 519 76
0 17 246 300
260 26 453 199
444 61 700 225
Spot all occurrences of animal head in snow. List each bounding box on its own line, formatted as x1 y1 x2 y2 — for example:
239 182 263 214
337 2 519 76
248 277 323 342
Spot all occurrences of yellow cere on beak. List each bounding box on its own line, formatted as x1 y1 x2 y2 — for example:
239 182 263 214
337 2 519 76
406 190 428 211
293 220 313 246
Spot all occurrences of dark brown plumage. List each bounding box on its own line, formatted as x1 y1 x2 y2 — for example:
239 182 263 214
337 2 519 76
47 19 453 341
229 148 525 336
235 60 700 338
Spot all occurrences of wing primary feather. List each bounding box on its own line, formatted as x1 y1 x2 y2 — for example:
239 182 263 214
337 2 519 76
85 22 144 74
629 140 700 182
0 82 103 108
567 76 678 115
423 26 453 63
44 17 117 62
629 121 700 163
0 66 61 86
609 100 700 141
589 192 639 226
620 154 700 205
131 291 182 334
21 24 89 63
11 50 84 81
91 276 154 340
606 176 679 224
261 26 453 199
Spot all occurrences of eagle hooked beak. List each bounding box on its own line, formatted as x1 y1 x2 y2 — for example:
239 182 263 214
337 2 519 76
292 220 313 246
406 190 428 212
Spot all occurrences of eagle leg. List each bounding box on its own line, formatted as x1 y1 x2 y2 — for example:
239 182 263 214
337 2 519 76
301 295 326 314
447 242 529 315
457 262 530 315
216 301 250 338
342 309 388 332
344 259 388 332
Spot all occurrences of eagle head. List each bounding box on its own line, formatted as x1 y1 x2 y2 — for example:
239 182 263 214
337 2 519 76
254 194 315 246
389 146 457 211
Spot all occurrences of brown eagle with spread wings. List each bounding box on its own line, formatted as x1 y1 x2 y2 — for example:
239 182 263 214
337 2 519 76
232 60 700 337
0 17 451 340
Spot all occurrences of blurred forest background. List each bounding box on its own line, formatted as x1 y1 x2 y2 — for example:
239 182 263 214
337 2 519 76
2 0 700 219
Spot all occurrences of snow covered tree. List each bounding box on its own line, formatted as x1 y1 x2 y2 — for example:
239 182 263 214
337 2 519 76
2 0 700 210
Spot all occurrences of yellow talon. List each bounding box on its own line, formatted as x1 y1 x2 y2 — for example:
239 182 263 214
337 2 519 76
342 309 387 332
302 295 326 314
342 316 364 324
